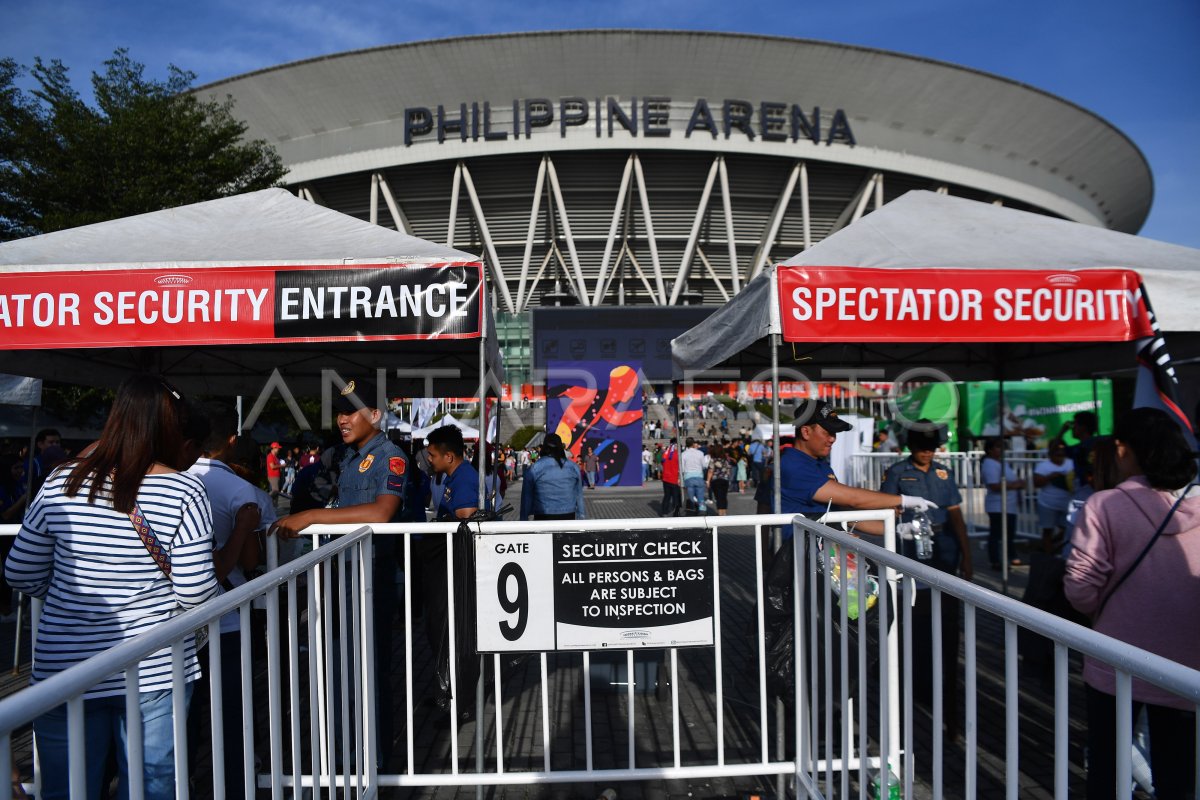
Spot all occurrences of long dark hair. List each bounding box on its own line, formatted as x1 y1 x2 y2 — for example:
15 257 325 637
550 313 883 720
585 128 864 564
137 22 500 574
64 373 187 513
541 438 566 467
1114 407 1197 491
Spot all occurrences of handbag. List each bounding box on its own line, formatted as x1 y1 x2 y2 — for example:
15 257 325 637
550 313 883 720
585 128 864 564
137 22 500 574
1094 482 1195 622
128 502 209 649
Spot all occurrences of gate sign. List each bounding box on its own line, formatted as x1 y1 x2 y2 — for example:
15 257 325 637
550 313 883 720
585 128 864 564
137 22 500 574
475 530 714 652
0 262 483 349
777 267 1153 343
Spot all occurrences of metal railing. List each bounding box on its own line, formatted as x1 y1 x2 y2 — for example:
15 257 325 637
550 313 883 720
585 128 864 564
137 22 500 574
355 512 900 790
2 512 1198 798
0 525 376 800
789 516 1200 799
0 513 898 797
849 452 1054 540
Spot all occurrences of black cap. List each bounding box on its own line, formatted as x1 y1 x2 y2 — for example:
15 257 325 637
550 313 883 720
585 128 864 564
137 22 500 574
332 378 380 414
906 420 944 451
794 400 853 434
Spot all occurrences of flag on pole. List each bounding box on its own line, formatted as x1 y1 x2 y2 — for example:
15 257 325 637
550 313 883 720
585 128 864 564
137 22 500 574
1133 282 1197 450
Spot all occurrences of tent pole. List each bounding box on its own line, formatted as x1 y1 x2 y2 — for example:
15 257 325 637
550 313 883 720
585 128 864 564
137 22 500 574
771 334 782 517
769 331 785 800
478 333 487 504
476 319 487 800
998 361 1009 595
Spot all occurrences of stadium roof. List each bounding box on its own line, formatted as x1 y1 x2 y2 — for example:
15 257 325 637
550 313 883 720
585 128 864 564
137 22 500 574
200 30 1152 233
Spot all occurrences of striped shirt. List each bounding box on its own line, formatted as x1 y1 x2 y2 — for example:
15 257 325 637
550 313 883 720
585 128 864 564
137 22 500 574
5 467 217 698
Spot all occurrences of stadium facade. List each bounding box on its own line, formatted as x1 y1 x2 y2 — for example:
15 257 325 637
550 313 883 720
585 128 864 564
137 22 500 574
200 30 1153 387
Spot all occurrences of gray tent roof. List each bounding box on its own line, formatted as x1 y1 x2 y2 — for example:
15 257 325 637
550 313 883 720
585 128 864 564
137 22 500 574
0 188 473 268
672 191 1200 383
0 189 504 396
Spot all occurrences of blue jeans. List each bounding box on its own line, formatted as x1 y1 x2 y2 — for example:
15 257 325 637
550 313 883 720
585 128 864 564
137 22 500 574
684 476 706 512
36 683 192 800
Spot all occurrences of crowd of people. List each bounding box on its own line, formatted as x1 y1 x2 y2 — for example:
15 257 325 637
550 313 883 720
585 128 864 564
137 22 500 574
1 379 1195 797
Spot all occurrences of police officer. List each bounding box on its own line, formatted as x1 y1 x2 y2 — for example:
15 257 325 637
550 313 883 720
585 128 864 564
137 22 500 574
781 400 938 534
272 377 407 767
879 419 970 738
421 425 482 721
273 378 407 533
879 421 973 579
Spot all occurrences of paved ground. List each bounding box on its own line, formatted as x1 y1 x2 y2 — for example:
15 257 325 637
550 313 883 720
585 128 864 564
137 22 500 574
0 481 1114 799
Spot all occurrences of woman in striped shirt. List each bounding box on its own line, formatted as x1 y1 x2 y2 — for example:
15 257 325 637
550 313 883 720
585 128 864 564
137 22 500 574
5 373 217 800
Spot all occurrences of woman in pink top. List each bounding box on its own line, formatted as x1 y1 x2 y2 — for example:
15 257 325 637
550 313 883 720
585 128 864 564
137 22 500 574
1064 407 1198 800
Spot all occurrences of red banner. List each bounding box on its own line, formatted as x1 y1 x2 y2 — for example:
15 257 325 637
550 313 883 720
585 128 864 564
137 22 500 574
777 267 1152 343
0 262 483 349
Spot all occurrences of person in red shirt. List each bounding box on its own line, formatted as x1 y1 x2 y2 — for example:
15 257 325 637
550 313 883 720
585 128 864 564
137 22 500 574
265 441 283 498
660 438 681 516
299 444 320 469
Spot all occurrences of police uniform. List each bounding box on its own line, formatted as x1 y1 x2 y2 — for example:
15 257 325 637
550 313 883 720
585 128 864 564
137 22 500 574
433 459 480 521
336 432 408 512
335 430 407 762
879 457 963 573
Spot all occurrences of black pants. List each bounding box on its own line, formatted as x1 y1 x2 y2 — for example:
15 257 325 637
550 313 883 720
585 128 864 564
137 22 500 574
661 482 681 516
987 512 1017 565
710 478 730 510
188 632 247 800
1085 684 1196 800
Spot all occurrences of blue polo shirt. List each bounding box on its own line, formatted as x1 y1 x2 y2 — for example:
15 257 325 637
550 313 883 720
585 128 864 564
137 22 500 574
336 432 407 519
435 460 480 521
780 447 838 517
879 457 962 527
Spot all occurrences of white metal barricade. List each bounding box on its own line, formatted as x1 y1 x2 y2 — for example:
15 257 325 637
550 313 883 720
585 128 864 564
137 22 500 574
4 512 1198 798
789 516 1200 800
850 451 1053 541
0 525 376 800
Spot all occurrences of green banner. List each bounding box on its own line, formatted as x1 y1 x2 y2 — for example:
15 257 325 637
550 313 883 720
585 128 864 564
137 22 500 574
893 380 1112 450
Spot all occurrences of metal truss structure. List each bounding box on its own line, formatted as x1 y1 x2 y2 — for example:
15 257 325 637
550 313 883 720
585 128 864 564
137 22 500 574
298 151 1037 314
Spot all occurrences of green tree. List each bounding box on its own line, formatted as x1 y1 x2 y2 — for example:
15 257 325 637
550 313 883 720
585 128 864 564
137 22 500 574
0 49 285 240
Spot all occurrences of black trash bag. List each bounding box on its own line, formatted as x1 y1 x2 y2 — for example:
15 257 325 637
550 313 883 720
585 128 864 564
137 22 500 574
764 538 798 701
429 509 510 718
763 537 894 706
432 520 481 718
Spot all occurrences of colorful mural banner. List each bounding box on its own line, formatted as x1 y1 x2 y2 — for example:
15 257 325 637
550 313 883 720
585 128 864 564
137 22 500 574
546 361 644 487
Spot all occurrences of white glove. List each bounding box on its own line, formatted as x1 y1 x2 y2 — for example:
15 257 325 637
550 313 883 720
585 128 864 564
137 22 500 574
900 495 938 513
896 521 915 540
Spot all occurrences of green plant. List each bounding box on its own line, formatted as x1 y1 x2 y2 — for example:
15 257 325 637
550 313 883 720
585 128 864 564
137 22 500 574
508 425 540 451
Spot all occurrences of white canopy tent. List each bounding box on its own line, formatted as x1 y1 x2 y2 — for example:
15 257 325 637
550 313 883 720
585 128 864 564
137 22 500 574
673 191 1199 385
0 188 504 397
410 413 490 443
0 188 506 494
672 190 1199 562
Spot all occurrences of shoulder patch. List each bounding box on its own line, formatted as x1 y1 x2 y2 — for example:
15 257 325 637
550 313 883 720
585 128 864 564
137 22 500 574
358 454 375 473
389 456 406 476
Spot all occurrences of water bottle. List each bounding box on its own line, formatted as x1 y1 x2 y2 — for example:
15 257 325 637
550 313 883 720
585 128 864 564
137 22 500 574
913 509 934 560
869 763 901 800
844 552 861 620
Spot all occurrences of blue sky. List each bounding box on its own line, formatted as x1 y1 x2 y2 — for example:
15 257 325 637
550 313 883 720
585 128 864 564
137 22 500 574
3 0 1197 247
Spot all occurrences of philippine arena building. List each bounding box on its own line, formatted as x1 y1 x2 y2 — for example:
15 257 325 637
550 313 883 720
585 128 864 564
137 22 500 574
201 30 1155 397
